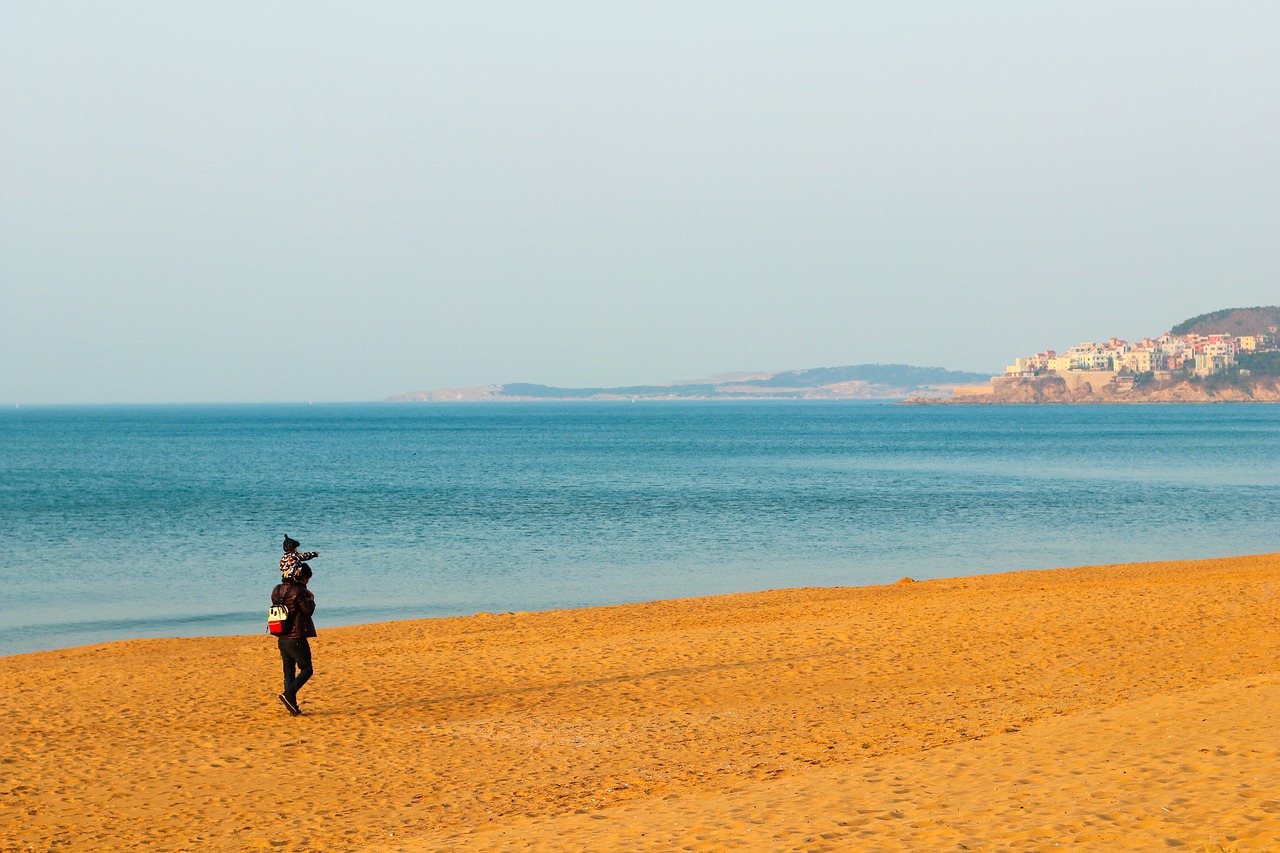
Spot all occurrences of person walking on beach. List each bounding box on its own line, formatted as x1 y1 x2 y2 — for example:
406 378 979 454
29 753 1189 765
280 534 319 580
272 563 317 716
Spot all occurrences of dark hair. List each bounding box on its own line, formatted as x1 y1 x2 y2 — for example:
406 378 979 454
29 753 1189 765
298 563 313 581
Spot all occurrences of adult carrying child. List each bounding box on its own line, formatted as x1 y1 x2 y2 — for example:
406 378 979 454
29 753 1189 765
268 563 316 717
272 537 319 716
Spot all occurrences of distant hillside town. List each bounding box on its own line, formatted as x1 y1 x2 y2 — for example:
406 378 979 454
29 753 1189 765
1006 330 1276 381
943 306 1280 403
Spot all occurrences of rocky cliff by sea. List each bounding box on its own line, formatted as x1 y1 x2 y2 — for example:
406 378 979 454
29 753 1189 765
904 374 1280 405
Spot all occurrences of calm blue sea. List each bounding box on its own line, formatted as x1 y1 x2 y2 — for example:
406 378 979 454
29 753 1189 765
2 401 1278 656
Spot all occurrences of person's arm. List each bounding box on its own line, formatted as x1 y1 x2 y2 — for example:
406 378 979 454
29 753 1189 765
291 585 316 617
300 551 319 561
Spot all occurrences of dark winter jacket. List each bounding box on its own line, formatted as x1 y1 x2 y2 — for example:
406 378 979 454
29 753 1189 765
271 579 317 639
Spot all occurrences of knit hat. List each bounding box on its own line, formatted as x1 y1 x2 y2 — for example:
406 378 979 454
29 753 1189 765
283 535 300 552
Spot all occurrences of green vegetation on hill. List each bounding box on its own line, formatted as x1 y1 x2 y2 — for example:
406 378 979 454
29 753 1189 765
1237 350 1280 377
1169 306 1280 337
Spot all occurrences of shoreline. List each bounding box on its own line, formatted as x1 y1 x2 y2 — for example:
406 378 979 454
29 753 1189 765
4 554 1280 850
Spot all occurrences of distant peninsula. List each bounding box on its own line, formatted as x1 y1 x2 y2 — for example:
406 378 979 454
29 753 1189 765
389 364 994 402
910 306 1280 405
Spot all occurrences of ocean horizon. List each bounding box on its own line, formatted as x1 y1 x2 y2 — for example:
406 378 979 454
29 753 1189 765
3 400 1278 657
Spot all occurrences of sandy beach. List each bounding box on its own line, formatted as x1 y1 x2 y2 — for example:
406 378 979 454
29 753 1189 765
4 554 1280 851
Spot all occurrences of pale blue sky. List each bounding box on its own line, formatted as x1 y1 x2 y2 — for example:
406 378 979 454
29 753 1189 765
3 2 1277 403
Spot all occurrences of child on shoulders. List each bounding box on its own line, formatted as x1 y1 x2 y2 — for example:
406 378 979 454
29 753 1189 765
280 534 319 581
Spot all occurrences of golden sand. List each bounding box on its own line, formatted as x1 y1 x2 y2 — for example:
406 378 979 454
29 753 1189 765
3 554 1279 851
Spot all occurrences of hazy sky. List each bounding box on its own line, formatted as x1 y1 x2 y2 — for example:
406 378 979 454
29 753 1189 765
3 2 1277 403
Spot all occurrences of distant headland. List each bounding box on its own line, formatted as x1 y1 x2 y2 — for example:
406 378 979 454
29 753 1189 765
391 307 1280 404
910 306 1280 404
388 364 993 402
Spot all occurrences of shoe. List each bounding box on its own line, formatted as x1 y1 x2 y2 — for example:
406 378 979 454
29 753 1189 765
278 693 300 716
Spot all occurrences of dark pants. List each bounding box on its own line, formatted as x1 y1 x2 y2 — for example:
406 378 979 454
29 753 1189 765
277 637 313 700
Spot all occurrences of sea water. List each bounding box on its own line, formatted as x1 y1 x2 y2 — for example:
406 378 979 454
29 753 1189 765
2 401 1278 656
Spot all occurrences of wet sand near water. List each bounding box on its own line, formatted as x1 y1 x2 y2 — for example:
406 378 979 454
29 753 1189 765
3 554 1279 851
